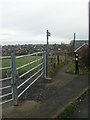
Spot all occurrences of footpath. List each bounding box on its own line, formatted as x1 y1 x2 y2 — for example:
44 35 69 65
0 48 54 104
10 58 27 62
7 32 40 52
2 65 88 118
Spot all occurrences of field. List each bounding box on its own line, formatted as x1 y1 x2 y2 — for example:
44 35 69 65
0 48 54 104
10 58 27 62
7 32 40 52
2 55 42 78
1 54 67 78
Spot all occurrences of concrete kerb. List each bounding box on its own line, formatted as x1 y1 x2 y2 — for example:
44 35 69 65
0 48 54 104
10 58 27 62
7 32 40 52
52 87 88 118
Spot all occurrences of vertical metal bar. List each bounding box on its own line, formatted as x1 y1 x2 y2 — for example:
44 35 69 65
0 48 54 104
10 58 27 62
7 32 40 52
0 45 2 119
89 1 90 47
88 1 90 90
46 30 49 78
43 52 46 78
73 33 76 52
11 53 18 105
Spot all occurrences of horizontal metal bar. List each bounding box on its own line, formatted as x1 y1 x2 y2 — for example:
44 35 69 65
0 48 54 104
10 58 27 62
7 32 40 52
0 77 12 82
18 72 43 98
0 56 11 59
16 51 45 59
17 67 43 89
16 57 43 70
0 92 13 98
0 85 11 90
19 63 43 78
0 66 11 70
0 98 13 105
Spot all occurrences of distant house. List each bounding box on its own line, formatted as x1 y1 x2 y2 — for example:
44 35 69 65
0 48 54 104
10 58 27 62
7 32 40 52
74 40 89 59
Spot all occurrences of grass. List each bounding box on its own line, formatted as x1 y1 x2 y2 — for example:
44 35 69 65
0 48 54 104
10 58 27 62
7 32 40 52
66 56 89 75
66 61 75 74
2 54 68 78
49 55 68 77
57 88 88 119
2 55 42 78
57 102 77 119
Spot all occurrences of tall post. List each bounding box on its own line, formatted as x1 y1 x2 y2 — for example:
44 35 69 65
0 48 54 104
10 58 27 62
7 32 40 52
88 1 90 89
89 1 90 47
88 2 90 118
73 33 76 53
88 1 90 71
47 30 49 45
11 53 18 105
46 30 49 78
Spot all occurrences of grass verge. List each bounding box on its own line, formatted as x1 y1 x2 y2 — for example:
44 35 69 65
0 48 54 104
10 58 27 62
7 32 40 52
56 88 88 119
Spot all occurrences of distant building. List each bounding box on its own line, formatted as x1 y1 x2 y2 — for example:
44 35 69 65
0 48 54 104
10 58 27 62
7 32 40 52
74 40 89 61
74 40 88 50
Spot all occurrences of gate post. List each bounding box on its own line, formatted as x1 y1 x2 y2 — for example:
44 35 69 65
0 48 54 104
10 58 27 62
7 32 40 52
11 53 18 105
43 51 47 78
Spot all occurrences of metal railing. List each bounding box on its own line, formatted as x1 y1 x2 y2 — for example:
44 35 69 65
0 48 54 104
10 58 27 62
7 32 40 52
0 56 13 104
0 51 47 105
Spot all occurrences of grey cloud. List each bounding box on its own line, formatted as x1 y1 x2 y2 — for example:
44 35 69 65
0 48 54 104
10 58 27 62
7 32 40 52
0 0 89 45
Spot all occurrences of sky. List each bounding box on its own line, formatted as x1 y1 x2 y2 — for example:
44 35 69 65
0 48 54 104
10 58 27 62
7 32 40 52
0 0 89 45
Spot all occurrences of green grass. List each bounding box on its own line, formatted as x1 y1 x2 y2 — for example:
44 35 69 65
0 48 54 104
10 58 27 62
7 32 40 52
2 55 42 78
66 62 75 74
57 88 88 119
49 55 68 77
66 57 89 75
57 102 77 119
2 54 69 78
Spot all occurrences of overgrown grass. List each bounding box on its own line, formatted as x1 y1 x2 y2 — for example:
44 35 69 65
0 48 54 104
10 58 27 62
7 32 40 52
49 55 68 77
66 61 75 74
66 57 89 75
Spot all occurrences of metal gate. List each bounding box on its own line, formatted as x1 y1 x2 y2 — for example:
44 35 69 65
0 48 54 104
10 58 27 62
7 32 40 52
0 51 46 105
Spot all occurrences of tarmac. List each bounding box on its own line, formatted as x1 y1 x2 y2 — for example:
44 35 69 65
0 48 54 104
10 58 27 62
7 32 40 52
70 92 88 118
2 65 88 118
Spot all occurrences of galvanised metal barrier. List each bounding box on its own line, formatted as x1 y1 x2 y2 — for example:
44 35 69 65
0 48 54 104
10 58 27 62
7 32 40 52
0 51 47 105
0 56 13 104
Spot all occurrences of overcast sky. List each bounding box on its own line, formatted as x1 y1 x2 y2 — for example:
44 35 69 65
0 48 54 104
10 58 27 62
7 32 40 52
0 0 89 45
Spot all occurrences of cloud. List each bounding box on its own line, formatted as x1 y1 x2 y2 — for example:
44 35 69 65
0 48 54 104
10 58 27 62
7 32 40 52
0 0 89 45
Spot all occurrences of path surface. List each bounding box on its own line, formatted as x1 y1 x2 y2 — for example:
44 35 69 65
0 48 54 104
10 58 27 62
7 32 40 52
2 65 88 118
70 93 88 118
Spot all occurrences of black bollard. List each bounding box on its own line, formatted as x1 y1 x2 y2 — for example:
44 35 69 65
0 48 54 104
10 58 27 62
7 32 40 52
57 55 59 65
75 54 79 74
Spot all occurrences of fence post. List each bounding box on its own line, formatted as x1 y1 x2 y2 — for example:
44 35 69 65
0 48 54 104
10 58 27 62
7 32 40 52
43 51 47 78
11 53 18 105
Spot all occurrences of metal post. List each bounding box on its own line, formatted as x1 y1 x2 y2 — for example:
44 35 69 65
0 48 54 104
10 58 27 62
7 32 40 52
88 1 90 68
89 1 90 47
46 30 49 78
73 33 76 53
43 52 46 78
11 53 18 105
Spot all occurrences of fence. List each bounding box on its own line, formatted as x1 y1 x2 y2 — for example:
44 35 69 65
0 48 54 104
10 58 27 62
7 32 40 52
0 51 47 105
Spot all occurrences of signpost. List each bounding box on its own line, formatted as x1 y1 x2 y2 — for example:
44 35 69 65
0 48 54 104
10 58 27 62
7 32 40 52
45 30 51 79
